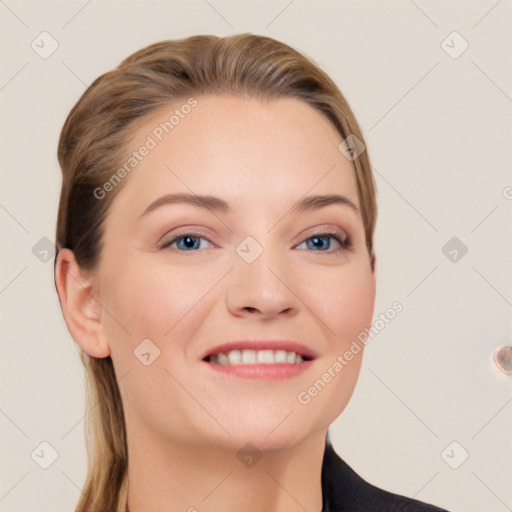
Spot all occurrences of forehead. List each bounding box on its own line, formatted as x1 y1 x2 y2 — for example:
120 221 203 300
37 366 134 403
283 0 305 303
108 94 360 221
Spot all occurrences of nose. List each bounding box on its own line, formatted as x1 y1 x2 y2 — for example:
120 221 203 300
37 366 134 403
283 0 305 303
225 244 299 320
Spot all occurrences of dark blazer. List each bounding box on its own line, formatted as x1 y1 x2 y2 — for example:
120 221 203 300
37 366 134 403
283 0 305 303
321 438 449 511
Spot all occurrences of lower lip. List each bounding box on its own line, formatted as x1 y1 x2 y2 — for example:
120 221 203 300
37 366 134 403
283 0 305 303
203 360 314 380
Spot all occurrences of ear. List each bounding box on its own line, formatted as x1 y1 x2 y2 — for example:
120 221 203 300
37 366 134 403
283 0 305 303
54 248 110 358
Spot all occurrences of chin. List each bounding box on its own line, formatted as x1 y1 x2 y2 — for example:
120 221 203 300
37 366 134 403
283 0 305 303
198 412 324 455
207 430 307 455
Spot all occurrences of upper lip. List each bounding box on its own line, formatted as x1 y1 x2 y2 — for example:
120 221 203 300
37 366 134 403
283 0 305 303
201 340 318 361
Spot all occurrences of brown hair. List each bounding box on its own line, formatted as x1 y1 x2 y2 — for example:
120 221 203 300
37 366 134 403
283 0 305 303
55 33 377 511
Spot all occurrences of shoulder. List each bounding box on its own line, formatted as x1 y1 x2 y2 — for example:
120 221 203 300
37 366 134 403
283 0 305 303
321 441 450 512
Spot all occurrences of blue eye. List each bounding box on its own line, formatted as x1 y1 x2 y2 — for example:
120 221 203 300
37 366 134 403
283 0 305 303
296 231 351 252
161 233 213 251
160 230 351 252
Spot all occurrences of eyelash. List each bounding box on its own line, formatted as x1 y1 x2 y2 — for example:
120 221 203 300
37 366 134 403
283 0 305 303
159 229 352 253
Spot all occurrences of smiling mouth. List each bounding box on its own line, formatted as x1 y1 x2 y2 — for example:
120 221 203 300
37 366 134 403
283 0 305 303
204 349 313 365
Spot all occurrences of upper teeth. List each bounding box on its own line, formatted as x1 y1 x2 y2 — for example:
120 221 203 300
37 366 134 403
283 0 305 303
209 349 304 365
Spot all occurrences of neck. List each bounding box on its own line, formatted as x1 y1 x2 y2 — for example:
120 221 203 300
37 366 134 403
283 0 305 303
124 417 326 512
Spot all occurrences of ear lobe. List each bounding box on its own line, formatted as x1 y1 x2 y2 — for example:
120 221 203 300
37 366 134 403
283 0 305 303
54 248 110 358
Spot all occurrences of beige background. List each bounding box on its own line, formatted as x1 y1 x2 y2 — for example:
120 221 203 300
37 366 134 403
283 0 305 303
1 1 511 511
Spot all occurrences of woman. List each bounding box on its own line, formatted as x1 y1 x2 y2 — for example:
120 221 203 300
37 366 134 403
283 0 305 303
54 33 449 512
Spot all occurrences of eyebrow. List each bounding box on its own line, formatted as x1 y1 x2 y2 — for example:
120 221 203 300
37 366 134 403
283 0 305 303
138 192 358 219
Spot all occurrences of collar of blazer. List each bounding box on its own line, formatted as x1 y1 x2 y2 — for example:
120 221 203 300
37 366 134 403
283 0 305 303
320 436 450 511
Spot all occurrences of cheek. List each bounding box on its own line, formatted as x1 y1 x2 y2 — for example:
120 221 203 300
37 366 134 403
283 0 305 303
299 261 375 348
98 260 213 439
292 263 374 423
102 258 207 343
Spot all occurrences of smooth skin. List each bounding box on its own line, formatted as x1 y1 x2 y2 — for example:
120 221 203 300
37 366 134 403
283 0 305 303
55 94 377 512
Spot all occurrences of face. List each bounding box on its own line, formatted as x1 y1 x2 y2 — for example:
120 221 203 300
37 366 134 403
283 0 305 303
93 94 376 451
